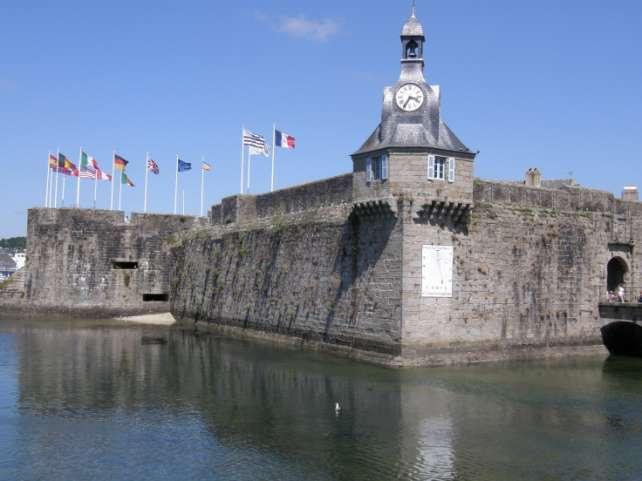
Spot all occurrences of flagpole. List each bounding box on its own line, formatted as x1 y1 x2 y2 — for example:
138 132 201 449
240 126 245 195
118 172 122 210
144 152 149 213
54 149 60 208
110 151 115 210
46 165 50 207
247 152 252 193
200 156 205 217
271 123 276 192
182 189 185 215
49 168 53 207
45 153 50 207
76 147 81 208
174 154 179 214
62 175 66 207
118 162 123 210
48 156 53 208
93 164 98 209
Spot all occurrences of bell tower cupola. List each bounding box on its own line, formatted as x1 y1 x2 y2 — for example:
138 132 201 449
352 0 475 205
400 1 425 82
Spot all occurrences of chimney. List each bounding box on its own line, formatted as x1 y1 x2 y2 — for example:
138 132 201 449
524 168 542 188
622 186 639 202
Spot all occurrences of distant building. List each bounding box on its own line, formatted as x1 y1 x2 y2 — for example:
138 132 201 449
12 252 26 270
0 253 16 281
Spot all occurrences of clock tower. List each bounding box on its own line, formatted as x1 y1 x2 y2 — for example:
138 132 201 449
352 4 476 209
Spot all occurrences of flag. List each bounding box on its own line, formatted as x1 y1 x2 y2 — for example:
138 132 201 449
201 162 212 172
79 151 96 178
57 153 75 175
79 151 90 170
275 130 296 149
96 170 112 181
178 159 192 172
79 168 96 179
114 154 129 171
147 159 159 175
243 129 267 150
121 172 134 187
249 144 270 157
57 153 67 169
89 158 111 181
59 154 78 176
48 154 58 170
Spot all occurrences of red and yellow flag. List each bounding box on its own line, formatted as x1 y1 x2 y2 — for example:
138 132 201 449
114 154 129 171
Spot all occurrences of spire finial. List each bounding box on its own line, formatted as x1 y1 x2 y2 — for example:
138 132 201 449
411 0 416 17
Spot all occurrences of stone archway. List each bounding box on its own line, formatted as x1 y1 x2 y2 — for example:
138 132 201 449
607 257 628 292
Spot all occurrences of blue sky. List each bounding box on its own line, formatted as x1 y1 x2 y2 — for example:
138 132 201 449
1 0 641 237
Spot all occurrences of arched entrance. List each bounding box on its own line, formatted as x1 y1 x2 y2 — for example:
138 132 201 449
607 257 628 292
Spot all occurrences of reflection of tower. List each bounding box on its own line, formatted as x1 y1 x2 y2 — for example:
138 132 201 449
398 384 454 479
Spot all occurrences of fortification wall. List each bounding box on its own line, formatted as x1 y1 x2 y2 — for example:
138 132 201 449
19 208 205 318
399 182 641 364
210 174 353 225
174 176 641 366
473 179 623 213
6 170 641 365
171 201 404 362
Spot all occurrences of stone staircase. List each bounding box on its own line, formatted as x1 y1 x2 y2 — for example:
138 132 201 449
0 268 26 300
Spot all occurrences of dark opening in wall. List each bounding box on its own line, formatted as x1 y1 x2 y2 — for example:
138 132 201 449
143 293 169 302
112 261 139 270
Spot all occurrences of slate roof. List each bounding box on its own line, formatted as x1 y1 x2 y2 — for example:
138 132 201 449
355 119 471 155
401 10 425 37
353 7 472 157
0 253 16 270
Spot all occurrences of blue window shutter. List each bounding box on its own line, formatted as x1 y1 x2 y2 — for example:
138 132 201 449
366 157 373 182
381 154 389 180
428 155 435 179
448 157 456 183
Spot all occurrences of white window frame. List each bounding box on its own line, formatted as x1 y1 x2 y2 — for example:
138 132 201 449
428 155 435 179
447 157 456 183
366 154 389 183
381 154 389 180
366 157 373 182
428 155 447 180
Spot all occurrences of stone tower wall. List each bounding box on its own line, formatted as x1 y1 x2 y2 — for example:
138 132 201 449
352 152 474 204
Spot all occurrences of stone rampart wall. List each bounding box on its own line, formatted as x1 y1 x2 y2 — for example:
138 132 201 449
171 203 404 360
474 179 642 216
210 174 353 225
20 208 204 317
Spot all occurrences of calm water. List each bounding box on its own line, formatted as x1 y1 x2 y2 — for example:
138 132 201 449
1 319 642 481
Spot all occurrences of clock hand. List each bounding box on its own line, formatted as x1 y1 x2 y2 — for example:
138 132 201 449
403 97 411 108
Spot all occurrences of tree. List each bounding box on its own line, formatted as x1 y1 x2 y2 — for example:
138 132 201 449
0 237 26 251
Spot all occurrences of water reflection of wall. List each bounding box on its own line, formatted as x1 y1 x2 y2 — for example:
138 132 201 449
17 326 624 480
16 325 456 480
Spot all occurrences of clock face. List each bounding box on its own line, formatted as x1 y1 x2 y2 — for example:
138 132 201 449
395 83 425 112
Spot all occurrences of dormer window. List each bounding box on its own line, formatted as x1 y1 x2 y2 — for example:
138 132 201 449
428 155 456 182
406 40 419 58
366 154 389 182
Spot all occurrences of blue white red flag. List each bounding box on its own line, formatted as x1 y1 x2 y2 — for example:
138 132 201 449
275 130 296 149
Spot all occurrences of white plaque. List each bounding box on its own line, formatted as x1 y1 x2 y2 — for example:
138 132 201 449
421 245 453 298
